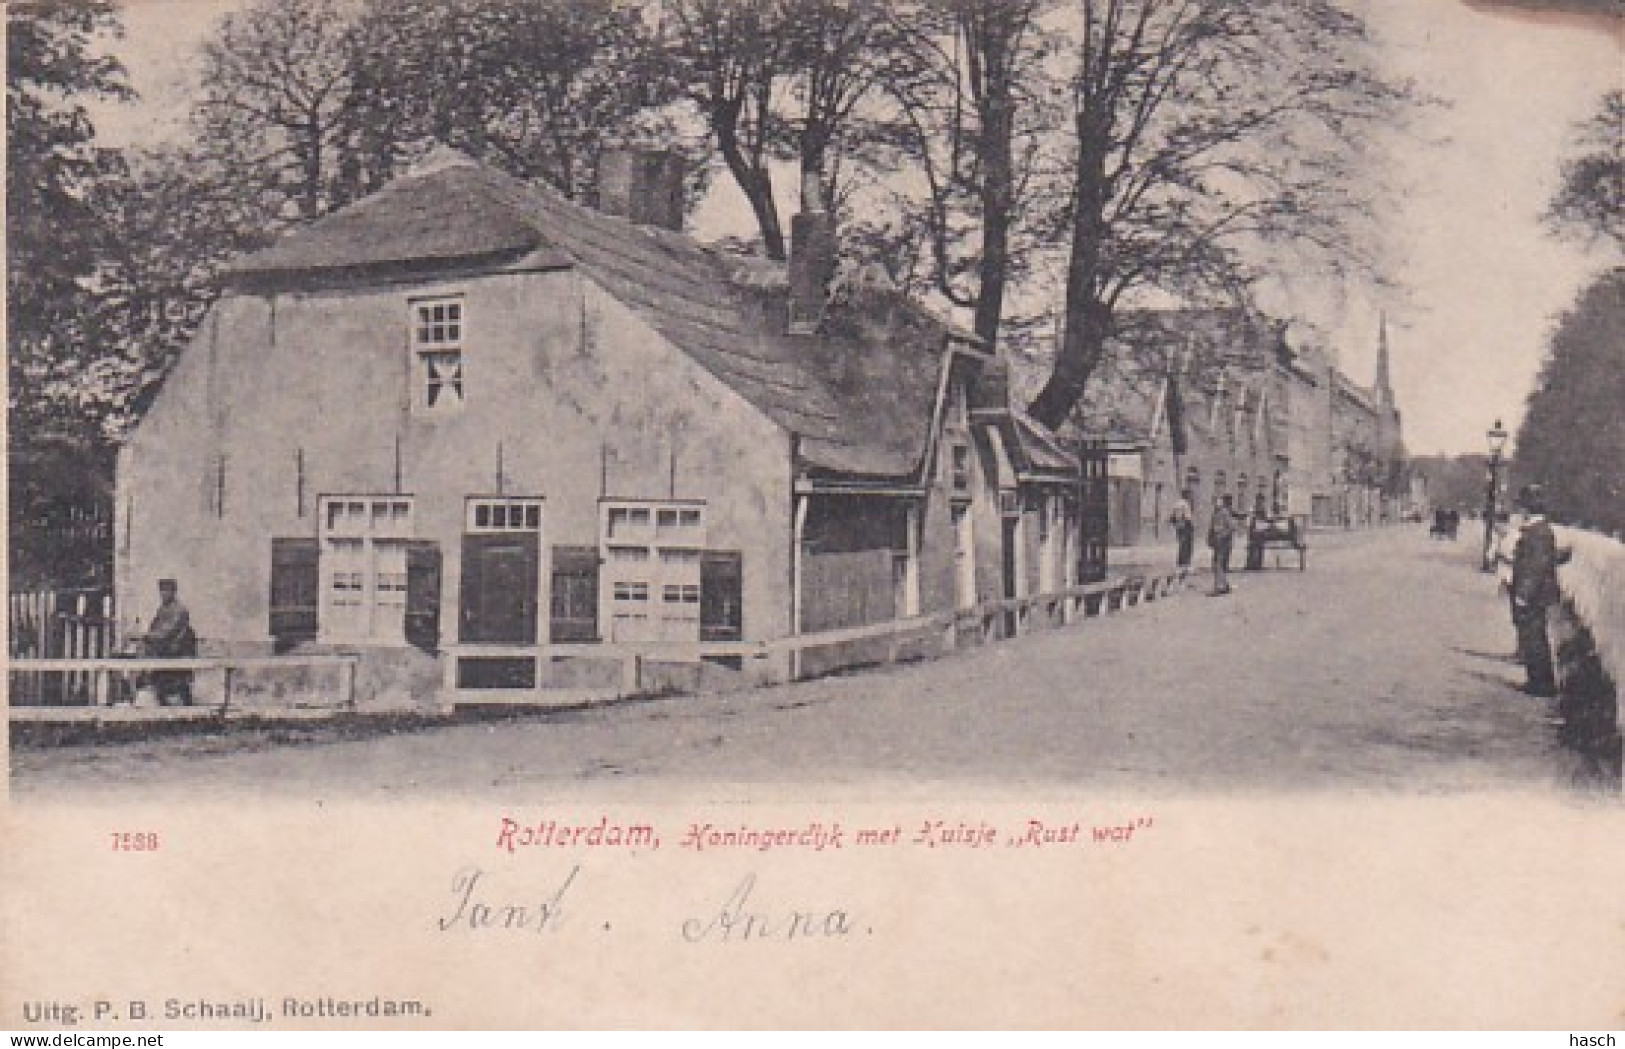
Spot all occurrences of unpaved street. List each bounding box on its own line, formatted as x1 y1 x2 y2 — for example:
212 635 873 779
11 527 1582 798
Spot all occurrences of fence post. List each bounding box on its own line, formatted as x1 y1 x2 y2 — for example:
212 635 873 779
620 652 641 696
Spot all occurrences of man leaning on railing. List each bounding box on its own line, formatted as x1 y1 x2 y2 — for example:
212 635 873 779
1510 485 1570 698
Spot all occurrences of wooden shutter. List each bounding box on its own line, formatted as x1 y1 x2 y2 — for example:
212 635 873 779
700 550 743 642
405 541 442 653
269 538 320 651
549 545 599 643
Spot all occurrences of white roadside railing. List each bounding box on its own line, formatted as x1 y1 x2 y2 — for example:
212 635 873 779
444 567 1197 706
6 654 361 720
8 568 1196 721
1551 526 1625 787
1555 526 1625 696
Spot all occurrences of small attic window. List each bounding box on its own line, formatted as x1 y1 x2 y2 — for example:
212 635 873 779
411 296 464 412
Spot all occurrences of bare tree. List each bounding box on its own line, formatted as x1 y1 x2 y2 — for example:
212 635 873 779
882 0 1061 352
658 0 915 260
194 0 361 222
347 0 656 200
659 0 792 257
1026 0 1410 429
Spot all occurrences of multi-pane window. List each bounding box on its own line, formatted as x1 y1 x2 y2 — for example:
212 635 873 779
467 498 542 533
613 581 650 602
549 546 599 643
327 497 412 536
600 500 706 644
412 297 464 411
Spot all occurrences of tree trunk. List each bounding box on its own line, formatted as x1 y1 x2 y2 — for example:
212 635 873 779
300 114 324 221
1029 295 1111 430
800 127 830 214
718 122 786 260
1028 112 1112 430
973 86 1014 353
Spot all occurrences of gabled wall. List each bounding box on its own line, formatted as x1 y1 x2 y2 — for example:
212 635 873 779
116 263 792 659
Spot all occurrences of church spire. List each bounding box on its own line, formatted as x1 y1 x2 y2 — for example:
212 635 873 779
1375 312 1394 404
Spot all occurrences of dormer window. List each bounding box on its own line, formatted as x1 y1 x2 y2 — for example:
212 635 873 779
412 296 464 412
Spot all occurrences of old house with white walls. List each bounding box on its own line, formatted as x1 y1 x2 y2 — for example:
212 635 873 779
115 148 1083 703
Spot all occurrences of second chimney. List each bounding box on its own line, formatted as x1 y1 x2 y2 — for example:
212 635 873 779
788 211 837 334
597 149 686 231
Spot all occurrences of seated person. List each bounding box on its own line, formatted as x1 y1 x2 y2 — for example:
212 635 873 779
142 579 197 705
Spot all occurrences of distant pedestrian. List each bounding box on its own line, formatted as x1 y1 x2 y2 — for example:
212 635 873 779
1509 485 1566 697
1207 495 1235 595
1169 490 1195 568
1245 493 1270 570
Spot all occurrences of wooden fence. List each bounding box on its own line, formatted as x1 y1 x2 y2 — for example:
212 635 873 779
9 589 117 705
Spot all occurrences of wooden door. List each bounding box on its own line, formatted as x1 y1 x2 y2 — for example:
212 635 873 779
460 533 539 644
700 551 743 642
1001 517 1019 599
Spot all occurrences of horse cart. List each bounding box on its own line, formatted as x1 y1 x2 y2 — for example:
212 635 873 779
1245 514 1308 571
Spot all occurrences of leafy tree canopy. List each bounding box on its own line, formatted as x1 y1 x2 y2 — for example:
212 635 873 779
1515 268 1625 536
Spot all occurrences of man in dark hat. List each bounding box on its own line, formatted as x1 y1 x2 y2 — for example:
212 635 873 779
143 578 197 705
1509 484 1563 697
1207 494 1235 595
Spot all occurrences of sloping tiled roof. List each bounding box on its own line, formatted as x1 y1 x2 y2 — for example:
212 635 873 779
1011 410 1081 477
224 164 567 275
226 158 970 478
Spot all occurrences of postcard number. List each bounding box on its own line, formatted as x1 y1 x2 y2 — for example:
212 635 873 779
110 832 161 852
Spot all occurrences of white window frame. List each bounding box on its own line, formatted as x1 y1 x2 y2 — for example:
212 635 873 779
317 494 415 645
599 500 707 645
466 497 543 533
410 295 465 413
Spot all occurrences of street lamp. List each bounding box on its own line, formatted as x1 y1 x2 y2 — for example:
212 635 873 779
1481 418 1509 572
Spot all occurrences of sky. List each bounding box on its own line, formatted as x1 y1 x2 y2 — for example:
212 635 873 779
90 0 1624 456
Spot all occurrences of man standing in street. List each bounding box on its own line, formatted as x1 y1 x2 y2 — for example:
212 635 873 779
1170 489 1195 568
1207 495 1235 596
1510 485 1564 697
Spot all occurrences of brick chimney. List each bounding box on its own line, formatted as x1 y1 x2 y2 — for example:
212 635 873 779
788 169 837 334
597 149 686 231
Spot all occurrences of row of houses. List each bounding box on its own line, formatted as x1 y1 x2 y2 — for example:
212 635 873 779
112 147 1410 698
114 149 1100 697
1077 306 1414 545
